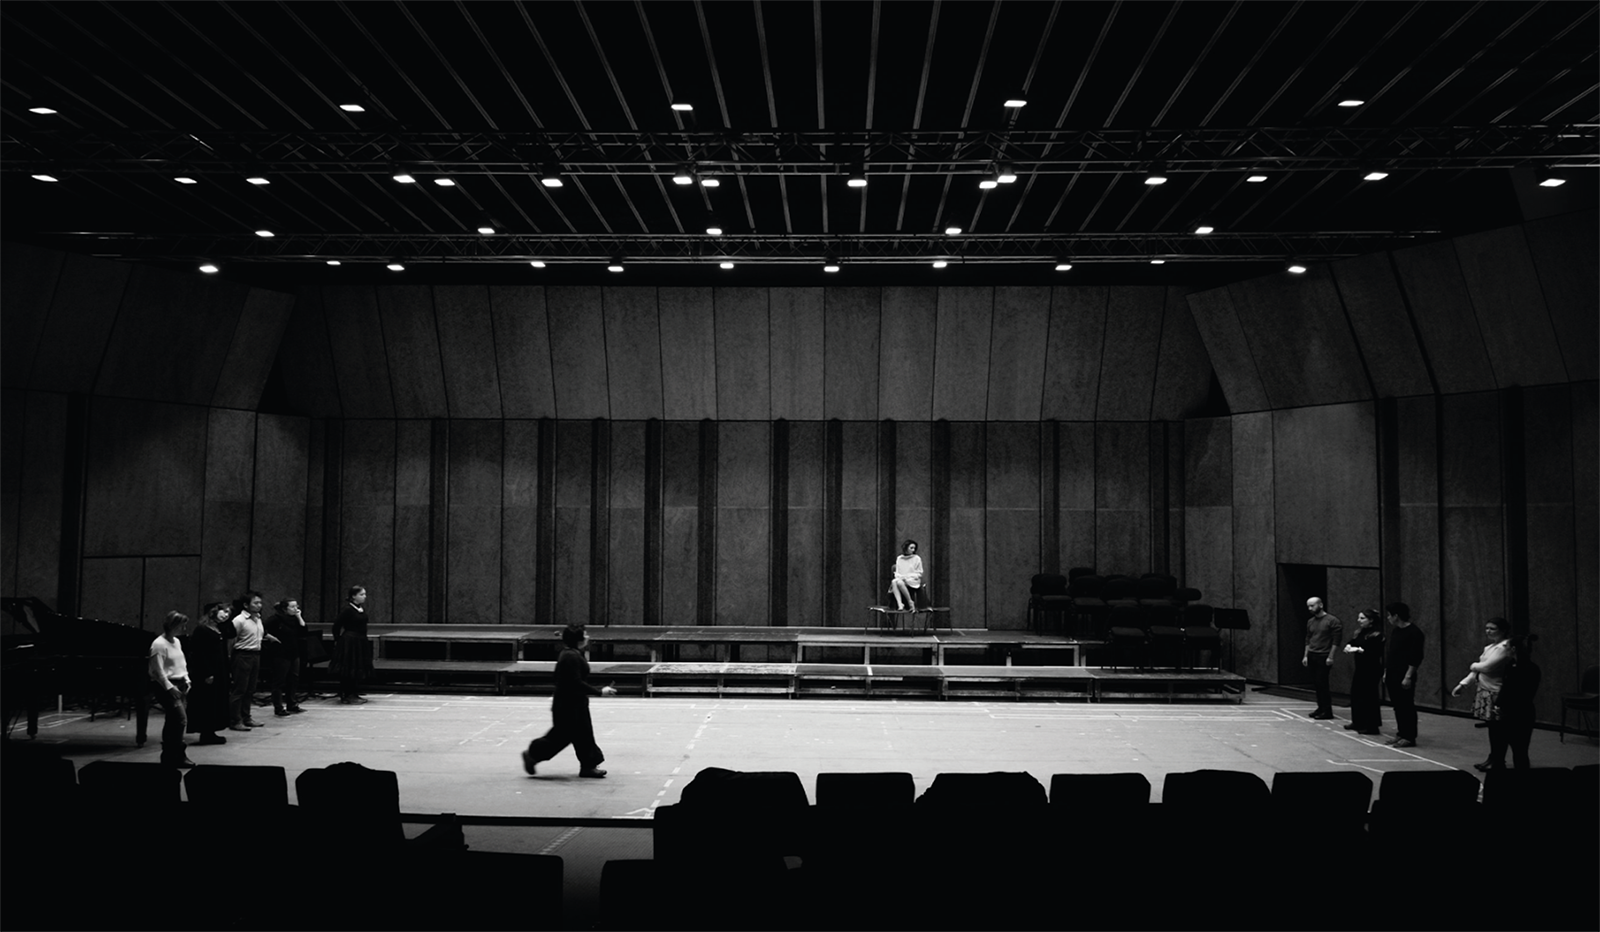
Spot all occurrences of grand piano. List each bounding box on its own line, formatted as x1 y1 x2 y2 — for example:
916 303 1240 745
2 596 154 744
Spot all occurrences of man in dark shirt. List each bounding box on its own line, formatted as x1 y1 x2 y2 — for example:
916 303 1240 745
522 624 617 778
1301 597 1342 719
1383 602 1424 748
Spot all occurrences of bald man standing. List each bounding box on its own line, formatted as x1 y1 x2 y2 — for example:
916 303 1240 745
1301 597 1343 719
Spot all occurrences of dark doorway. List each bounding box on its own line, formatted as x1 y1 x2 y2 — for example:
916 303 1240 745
1277 564 1328 686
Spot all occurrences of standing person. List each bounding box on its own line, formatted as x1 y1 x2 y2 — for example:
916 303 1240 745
229 590 272 731
521 624 617 778
184 602 234 745
1342 609 1385 735
1498 634 1541 769
329 586 372 704
1384 602 1424 748
1452 617 1514 772
888 540 925 611
1301 597 1343 719
149 611 195 768
265 599 307 716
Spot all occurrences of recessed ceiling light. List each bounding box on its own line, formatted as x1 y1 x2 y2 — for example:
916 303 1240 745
29 107 58 115
932 260 949 269
434 177 456 187
31 174 58 182
1363 170 1389 181
340 104 366 113
393 173 416 184
700 177 720 188
477 225 496 235
720 261 735 270
1195 225 1215 235
254 230 274 238
671 102 694 112
1539 177 1567 187
325 260 341 266
1054 263 1073 272
387 262 405 271
246 176 270 185
175 176 198 184
199 264 219 274
1288 264 1308 274
1003 98 1027 108
1337 99 1364 107
944 225 963 236
1246 174 1268 183
529 260 546 268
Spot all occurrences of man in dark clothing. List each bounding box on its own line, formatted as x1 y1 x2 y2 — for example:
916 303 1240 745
522 624 617 778
1497 634 1541 769
1384 601 1424 748
1301 597 1343 719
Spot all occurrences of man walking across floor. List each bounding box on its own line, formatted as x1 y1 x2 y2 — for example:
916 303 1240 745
1384 602 1424 748
1302 597 1342 719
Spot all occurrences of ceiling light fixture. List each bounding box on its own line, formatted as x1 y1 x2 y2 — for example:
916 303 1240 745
1287 263 1308 274
996 163 1017 184
1054 262 1073 272
199 263 219 274
1144 162 1169 185
944 225 963 236
823 260 841 273
539 165 565 188
325 260 341 266
433 177 456 187
705 215 724 235
31 174 58 182
672 164 694 185
1362 169 1389 181
339 103 366 113
1195 225 1215 235
254 229 274 238
932 260 949 269
175 176 198 184
720 261 735 270
529 260 546 268
671 102 694 112
979 173 999 190
393 172 416 184
1337 99 1364 107
1150 258 1166 265
608 258 625 273
846 163 867 188
1539 177 1567 187
246 176 270 185
1003 98 1027 108
387 262 405 271
29 106 58 115
477 225 496 235
700 177 720 188
1246 174 1268 183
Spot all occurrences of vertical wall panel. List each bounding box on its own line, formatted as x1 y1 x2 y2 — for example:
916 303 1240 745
15 393 66 606
931 287 992 421
390 421 431 626
82 398 207 558
1570 382 1599 695
1391 240 1498 394
433 285 503 419
824 288 882 420
302 420 325 620
986 286 1050 421
79 557 143 627
839 422 879 619
1058 422 1096 573
1392 396 1443 706
490 286 557 418
378 286 449 418
786 421 825 627
1096 285 1166 420
985 423 1039 628
1328 252 1434 398
602 287 665 421
716 422 771 624
144 556 200 633
339 420 396 615
1272 403 1379 567
0 242 64 391
1042 287 1107 421
446 420 502 624
1454 225 1567 388
878 287 938 422
96 267 246 405
714 288 771 421
945 421 986 626
1523 385 1576 724
278 290 341 418
553 420 594 625
1232 411 1276 683
1094 422 1150 575
200 409 256 602
893 421 934 567
502 420 541 622
660 421 701 625
546 287 610 421
607 421 647 624
769 287 826 420
659 288 718 420
29 253 130 396
249 414 308 604
1522 210 1599 382
1231 269 1370 409
1187 288 1271 413
323 287 394 418
1151 287 1214 421
213 288 296 410
1439 392 1505 713
1183 417 1232 603
0 391 23 598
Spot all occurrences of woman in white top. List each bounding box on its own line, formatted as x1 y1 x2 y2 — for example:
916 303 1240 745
889 539 925 611
1452 616 1514 771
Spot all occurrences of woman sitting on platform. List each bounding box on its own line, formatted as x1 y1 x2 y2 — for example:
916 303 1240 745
889 539 925 611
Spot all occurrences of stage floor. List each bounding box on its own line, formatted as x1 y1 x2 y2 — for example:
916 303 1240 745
15 689 1598 819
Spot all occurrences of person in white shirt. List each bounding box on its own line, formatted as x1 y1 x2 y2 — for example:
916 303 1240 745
229 590 278 731
148 610 194 768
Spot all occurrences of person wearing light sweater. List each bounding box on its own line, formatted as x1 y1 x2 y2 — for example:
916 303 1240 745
148 611 194 768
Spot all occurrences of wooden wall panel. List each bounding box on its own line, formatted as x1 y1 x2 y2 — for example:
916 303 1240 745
659 288 717 420
323 287 394 418
1183 417 1232 602
249 414 308 604
447 420 502 624
0 391 22 598
769 287 826 420
945 422 986 626
433 285 503 419
1272 403 1378 567
83 398 206 557
1393 396 1443 707
1522 210 1599 382
1571 382 1599 694
1096 285 1166 420
878 286 938 421
824 288 881 420
893 421 933 554
1231 411 1276 682
1328 252 1434 398
502 420 541 623
1391 240 1497 394
1058 422 1096 573
715 288 771 421
213 288 295 410
276 290 340 418
1524 387 1575 723
1094 422 1149 575
1439 392 1505 713
144 556 200 633
1041 287 1106 421
839 422 879 618
987 286 1050 421
96 267 246 405
1151 287 1214 421
301 420 326 619
79 557 142 627
14 393 66 607
29 253 130 395
1187 287 1270 413
339 420 396 613
785 421 826 627
546 287 610 421
1454 225 1567 388
377 286 448 418
490 286 556 418
660 421 701 625
607 421 647 625
985 423 1039 628
716 422 770 624
601 287 664 421
931 288 991 421
199 409 255 603
1233 268 1369 409
0 242 64 390
390 421 431 626
553 420 595 625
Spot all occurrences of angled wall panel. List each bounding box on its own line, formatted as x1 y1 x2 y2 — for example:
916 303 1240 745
931 287 992 421
323 287 394 418
29 253 130 395
1522 211 1599 382
339 420 397 614
1391 240 1497 394
490 286 557 418
602 287 664 421
769 287 825 420
659 288 718 420
1231 269 1369 409
447 420 503 624
248 414 308 604
715 288 771 421
607 420 647 625
1454 225 1567 388
1439 392 1505 715
716 422 771 625
390 420 432 627
302 420 325 619
547 287 610 420
1231 411 1275 683
1150 287 1214 421
1328 252 1434 398
878 286 937 422
785 420 826 627
824 288 881 420
986 286 1050 421
278 289 342 417
1272 403 1378 567
1042 287 1107 421
1096 285 1166 420
213 288 295 410
1183 417 1232 603
377 286 449 418
199 409 256 603
985 423 1039 628
96 267 246 405
433 285 503 419
83 397 207 558
15 392 67 607
1523 385 1576 724
1187 287 1270 413
0 242 64 391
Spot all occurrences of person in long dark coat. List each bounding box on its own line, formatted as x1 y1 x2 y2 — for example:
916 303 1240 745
183 601 234 744
1341 609 1385 735
521 624 616 778
264 599 307 716
328 585 372 704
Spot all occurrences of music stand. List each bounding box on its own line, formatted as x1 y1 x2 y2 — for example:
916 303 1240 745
1212 608 1251 682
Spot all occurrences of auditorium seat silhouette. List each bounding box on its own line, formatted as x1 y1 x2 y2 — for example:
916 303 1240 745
1162 769 1270 834
77 759 182 806
1369 769 1481 840
1048 772 1152 809
1270 771 1372 839
814 771 914 808
810 772 919 915
1028 573 1071 634
1178 603 1222 667
184 763 289 807
658 767 810 877
597 860 661 930
411 851 563 930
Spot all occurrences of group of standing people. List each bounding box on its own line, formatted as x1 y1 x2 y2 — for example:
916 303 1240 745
145 584 376 768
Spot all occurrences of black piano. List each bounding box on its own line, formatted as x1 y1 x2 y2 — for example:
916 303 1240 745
2 596 154 744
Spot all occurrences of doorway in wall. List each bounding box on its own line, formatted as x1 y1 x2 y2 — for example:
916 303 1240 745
1277 564 1327 686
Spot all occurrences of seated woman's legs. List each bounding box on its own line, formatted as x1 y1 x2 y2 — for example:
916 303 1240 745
889 578 911 610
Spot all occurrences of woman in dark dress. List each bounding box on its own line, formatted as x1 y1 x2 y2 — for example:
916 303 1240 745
1341 608 1384 736
329 585 372 704
183 601 234 744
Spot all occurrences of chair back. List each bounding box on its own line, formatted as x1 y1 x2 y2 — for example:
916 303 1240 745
1068 575 1105 598
1067 567 1096 580
1212 608 1251 629
1174 587 1203 602
185 764 289 807
917 771 1047 811
77 760 181 806
1181 603 1215 628
1101 576 1137 601
1378 769 1480 808
1163 769 1270 810
295 761 405 848
1135 575 1177 599
1271 771 1372 818
1049 772 1151 808
1581 665 1600 693
1030 573 1068 596
815 771 914 809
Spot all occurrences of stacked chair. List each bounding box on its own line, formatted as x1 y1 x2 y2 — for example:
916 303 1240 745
1026 573 1072 634
1064 569 1109 637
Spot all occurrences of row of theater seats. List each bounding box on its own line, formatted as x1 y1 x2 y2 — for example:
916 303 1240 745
1031 569 1242 668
